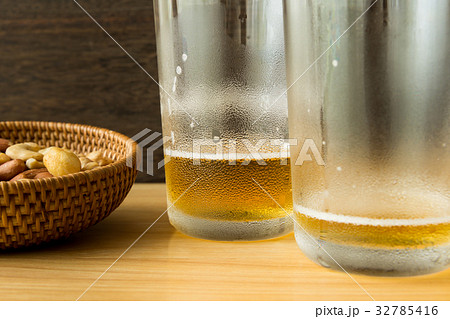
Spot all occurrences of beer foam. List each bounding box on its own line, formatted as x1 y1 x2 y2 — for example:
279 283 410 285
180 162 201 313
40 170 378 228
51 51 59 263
294 204 450 226
164 149 289 160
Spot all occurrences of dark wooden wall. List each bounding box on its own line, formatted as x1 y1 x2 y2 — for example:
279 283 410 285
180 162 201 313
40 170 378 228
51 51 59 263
0 0 164 182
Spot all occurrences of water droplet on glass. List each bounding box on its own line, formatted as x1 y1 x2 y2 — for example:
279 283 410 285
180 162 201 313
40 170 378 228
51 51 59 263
190 122 195 128
336 166 342 171
307 108 311 113
332 59 338 67
176 66 182 75
322 141 326 145
167 99 172 115
182 53 188 62
172 77 177 92
212 129 221 143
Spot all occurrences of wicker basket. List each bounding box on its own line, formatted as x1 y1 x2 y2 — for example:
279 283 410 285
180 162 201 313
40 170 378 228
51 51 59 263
0 121 137 249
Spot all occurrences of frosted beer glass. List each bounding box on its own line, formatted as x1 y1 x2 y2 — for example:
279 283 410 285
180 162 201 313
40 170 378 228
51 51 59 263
154 0 292 240
284 0 449 275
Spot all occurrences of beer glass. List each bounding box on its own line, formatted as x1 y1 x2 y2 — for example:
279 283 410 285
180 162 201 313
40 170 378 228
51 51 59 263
154 0 292 240
284 0 449 275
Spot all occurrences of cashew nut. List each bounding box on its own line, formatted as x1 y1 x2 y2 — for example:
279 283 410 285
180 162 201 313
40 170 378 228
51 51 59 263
0 153 10 165
86 151 112 166
26 158 46 169
78 156 100 171
24 142 42 151
38 147 56 156
78 156 91 167
43 147 81 177
82 161 100 171
6 143 44 161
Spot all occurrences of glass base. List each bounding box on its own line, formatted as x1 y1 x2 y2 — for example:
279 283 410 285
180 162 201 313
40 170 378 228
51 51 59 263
294 227 450 277
168 207 293 241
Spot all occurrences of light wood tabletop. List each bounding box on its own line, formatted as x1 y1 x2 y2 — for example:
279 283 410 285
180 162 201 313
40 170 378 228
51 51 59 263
0 183 448 301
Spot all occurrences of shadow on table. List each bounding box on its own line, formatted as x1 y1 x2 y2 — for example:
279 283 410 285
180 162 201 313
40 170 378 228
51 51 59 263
0 208 176 256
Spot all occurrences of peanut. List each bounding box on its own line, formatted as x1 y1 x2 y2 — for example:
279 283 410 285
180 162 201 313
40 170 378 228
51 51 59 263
0 153 11 165
10 168 49 182
26 158 46 169
0 138 12 152
0 159 26 181
6 143 44 161
43 147 81 177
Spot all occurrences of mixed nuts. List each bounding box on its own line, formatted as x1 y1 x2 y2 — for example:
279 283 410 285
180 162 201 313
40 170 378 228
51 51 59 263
0 138 112 182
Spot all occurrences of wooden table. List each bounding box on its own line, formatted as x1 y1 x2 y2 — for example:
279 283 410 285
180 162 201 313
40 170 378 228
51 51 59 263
0 184 448 301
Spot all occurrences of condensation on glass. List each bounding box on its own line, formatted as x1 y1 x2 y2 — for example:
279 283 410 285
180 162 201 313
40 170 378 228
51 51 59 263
284 0 450 276
154 0 292 240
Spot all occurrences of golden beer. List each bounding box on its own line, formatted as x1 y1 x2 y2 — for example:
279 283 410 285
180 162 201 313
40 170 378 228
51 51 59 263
294 206 450 276
164 152 293 240
154 0 289 240
292 162 450 275
295 208 450 249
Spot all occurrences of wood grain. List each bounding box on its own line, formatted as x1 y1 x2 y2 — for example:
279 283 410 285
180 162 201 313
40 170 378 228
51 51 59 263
0 184 448 301
0 0 164 182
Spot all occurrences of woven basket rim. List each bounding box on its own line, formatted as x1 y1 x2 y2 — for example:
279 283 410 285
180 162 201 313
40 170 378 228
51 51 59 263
0 121 136 186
